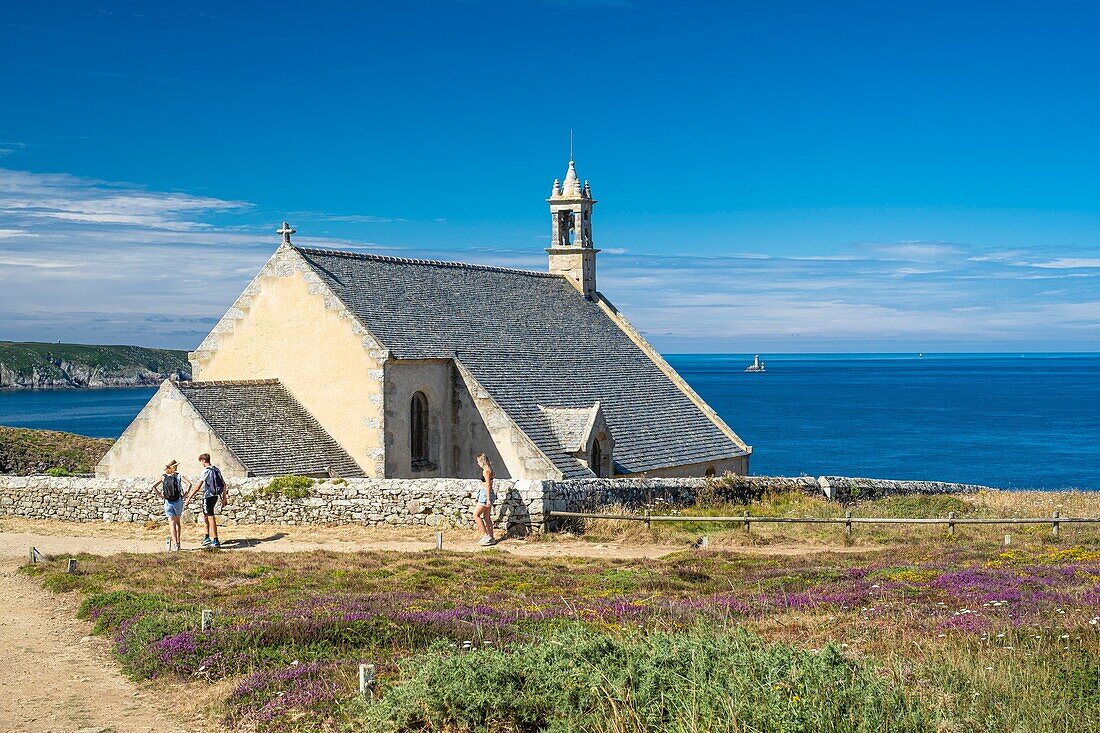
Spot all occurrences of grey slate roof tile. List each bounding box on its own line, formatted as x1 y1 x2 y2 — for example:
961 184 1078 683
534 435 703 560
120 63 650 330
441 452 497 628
176 379 364 478
539 405 599 453
292 246 747 476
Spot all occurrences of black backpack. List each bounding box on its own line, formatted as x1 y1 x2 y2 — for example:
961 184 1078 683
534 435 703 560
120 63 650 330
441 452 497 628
162 473 182 502
209 466 226 495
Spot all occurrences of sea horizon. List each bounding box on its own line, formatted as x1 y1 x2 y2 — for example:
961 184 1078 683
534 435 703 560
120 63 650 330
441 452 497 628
2 352 1097 491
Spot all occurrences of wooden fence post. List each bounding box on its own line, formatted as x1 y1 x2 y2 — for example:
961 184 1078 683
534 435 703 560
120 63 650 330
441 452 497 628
66 558 77 574
359 663 376 697
435 531 444 550
701 535 709 550
742 510 750 533
201 609 213 632
845 511 852 540
947 512 956 536
644 509 651 529
1052 510 1060 538
28 547 38 563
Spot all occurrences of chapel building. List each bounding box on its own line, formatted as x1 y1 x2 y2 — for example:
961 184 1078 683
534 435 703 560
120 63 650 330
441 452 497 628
97 159 752 480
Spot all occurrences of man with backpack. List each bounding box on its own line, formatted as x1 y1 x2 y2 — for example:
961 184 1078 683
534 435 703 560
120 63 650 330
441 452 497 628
149 460 192 552
184 453 229 549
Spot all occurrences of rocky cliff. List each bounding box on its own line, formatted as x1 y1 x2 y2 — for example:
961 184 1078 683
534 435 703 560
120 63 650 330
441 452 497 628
0 341 191 389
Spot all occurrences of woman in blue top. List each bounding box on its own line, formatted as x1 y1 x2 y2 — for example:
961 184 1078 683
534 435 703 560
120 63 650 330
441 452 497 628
474 453 495 546
149 460 191 552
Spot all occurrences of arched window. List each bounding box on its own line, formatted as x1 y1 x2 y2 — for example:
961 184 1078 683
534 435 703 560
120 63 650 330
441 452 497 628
590 438 604 478
410 391 429 469
704 465 716 478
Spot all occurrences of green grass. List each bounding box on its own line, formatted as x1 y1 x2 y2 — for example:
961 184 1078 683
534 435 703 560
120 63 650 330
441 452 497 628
0 425 112 475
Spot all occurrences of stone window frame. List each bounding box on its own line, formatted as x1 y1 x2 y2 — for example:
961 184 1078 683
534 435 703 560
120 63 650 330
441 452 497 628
410 390 433 472
590 437 604 478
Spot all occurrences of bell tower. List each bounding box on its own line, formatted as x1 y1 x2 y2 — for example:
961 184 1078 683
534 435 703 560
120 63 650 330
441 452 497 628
547 158 599 299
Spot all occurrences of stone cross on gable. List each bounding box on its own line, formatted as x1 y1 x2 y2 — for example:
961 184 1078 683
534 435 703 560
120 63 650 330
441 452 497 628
277 222 296 245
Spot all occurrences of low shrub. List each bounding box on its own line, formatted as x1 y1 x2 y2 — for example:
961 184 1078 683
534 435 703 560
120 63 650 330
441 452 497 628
362 624 932 733
45 466 73 477
255 475 315 500
695 473 767 507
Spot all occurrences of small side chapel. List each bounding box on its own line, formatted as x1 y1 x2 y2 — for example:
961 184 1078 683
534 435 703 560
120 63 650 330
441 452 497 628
98 159 752 480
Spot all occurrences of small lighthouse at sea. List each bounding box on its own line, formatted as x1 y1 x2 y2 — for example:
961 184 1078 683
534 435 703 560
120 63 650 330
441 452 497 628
745 355 766 373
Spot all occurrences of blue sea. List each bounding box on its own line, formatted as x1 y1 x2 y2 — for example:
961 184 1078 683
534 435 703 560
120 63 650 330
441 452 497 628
0 354 1097 490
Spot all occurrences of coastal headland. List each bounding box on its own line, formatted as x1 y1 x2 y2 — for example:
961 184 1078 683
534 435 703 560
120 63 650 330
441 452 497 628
0 341 190 390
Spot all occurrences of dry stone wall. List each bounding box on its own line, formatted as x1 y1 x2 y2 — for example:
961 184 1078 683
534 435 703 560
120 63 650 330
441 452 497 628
0 476 543 532
817 476 986 503
0 474 993 533
542 476 830 514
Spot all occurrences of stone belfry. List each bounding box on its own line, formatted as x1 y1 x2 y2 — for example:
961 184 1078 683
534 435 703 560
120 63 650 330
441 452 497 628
547 158 599 299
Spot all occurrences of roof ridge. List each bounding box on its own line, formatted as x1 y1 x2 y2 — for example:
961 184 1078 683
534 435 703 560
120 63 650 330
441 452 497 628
292 245 564 279
175 378 281 387
539 404 599 412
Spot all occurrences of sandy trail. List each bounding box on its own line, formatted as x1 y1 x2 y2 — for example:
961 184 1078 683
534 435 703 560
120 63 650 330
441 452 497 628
0 517 883 561
0 554 206 733
0 518 882 732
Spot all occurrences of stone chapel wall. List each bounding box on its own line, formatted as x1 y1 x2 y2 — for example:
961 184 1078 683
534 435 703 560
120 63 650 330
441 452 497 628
95 381 247 478
188 249 386 476
383 359 456 478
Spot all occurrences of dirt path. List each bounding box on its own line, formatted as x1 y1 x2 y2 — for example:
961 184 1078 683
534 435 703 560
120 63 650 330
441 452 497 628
0 517 884 561
0 518 883 731
0 554 208 733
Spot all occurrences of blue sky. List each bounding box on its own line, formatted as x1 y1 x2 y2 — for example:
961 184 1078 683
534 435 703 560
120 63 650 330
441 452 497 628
1 0 1099 352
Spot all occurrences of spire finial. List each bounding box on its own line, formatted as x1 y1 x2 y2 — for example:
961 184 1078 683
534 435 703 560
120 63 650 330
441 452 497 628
277 221 296 245
570 129 574 163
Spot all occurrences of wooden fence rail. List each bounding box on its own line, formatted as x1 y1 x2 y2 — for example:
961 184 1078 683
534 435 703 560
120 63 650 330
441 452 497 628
547 510 1099 538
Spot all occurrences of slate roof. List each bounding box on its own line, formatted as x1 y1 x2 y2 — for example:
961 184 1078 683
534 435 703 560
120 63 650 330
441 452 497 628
175 379 364 477
292 246 749 476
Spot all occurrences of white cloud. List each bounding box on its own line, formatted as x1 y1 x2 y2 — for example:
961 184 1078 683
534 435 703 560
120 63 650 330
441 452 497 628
2 166 1099 351
599 240 1100 349
0 167 401 347
856 241 966 261
0 169 251 232
1029 258 1100 269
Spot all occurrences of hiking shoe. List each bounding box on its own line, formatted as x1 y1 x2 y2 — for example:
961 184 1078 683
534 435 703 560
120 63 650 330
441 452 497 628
212 539 221 549
201 536 212 547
